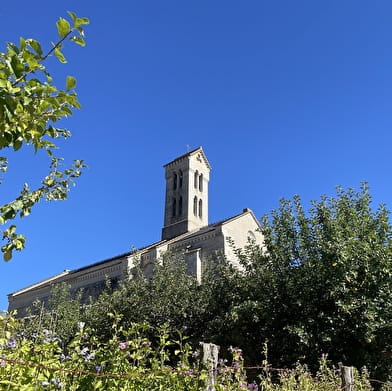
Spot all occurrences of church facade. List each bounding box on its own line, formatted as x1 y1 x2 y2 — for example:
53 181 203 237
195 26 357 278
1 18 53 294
8 147 263 315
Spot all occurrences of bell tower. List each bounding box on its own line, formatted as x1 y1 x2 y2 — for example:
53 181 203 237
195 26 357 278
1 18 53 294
162 147 211 240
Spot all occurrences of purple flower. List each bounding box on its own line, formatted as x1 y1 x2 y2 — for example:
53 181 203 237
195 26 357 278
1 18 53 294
119 342 127 350
0 359 6 367
95 365 102 373
7 338 16 349
192 351 199 358
181 325 188 331
233 362 240 370
248 384 259 390
185 369 194 375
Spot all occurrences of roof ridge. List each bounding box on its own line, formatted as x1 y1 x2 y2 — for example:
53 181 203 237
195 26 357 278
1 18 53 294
9 270 71 296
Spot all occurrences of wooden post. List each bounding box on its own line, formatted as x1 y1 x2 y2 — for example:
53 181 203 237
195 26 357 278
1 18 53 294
341 365 354 391
201 342 219 391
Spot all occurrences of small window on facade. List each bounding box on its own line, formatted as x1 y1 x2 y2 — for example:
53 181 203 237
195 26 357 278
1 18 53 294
194 171 198 188
193 196 198 216
199 173 203 191
172 198 176 217
179 170 183 188
198 199 202 218
173 173 177 190
179 196 183 215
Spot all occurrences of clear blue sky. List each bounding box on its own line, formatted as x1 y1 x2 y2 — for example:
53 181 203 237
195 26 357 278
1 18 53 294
1 1 392 310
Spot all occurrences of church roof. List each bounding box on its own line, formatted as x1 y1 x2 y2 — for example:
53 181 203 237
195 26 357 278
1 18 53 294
8 208 259 298
8 270 71 297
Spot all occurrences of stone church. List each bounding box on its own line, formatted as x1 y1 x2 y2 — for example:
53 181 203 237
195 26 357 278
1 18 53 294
8 147 263 315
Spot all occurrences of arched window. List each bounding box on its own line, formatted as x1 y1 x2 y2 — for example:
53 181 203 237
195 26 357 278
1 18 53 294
172 198 176 217
198 199 202 218
194 171 198 189
199 173 203 192
179 170 183 188
179 196 183 216
193 196 198 216
173 173 177 190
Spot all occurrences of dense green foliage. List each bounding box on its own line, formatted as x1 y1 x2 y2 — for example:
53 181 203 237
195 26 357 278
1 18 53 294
0 12 88 260
20 184 392 384
23 283 82 347
1 312 389 390
227 184 392 380
82 257 214 340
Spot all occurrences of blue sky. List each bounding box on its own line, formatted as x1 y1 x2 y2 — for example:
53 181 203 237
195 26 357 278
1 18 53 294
1 1 392 310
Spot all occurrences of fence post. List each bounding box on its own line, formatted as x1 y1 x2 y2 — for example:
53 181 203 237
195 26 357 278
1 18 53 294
201 342 220 391
340 365 354 391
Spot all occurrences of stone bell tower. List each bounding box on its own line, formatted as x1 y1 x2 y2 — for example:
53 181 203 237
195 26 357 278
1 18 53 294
162 147 211 240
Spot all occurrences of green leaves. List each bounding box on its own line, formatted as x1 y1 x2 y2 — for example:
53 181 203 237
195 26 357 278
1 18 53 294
251 183 392 379
54 47 67 63
66 75 76 91
10 55 24 78
0 12 89 261
28 39 42 56
70 36 86 47
67 11 90 27
56 17 71 38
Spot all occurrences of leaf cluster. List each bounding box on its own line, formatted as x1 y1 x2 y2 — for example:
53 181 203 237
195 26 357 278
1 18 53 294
0 12 89 260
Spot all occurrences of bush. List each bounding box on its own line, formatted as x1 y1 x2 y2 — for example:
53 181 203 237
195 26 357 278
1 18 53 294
1 312 391 390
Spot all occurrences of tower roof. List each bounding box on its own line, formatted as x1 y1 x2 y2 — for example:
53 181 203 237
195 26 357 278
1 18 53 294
163 146 211 170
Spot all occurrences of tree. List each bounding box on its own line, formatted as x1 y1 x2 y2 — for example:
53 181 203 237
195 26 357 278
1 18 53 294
82 255 213 341
220 183 392 381
0 12 89 260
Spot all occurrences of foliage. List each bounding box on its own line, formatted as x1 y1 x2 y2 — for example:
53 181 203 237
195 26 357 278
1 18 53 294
213 184 392 381
0 312 231 390
23 283 82 347
0 12 88 261
82 256 214 341
1 313 390 390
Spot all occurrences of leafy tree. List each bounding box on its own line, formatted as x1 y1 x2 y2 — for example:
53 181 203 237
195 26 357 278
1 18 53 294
82 255 214 341
0 12 88 260
218 184 392 381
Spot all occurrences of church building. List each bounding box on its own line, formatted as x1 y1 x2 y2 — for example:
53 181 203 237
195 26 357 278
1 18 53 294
8 147 263 315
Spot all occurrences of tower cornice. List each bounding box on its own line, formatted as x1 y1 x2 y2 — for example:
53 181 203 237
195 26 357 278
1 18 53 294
163 146 211 170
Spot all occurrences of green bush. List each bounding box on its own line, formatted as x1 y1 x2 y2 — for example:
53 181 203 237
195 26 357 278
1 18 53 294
1 312 391 390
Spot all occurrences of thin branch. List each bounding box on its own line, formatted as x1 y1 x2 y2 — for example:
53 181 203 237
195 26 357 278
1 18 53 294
11 28 75 88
